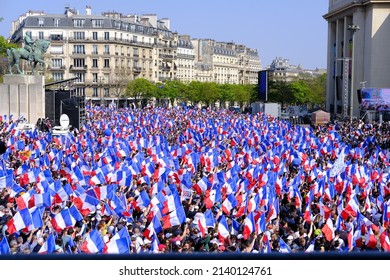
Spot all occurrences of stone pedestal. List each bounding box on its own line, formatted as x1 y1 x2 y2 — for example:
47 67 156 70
0 75 45 123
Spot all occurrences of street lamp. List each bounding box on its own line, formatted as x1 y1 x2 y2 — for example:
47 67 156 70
348 23 360 121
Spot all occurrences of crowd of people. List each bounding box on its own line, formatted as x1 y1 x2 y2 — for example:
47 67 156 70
1 105 390 254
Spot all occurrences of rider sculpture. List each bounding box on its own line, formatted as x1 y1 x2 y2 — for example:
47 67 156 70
7 32 50 75
24 31 35 61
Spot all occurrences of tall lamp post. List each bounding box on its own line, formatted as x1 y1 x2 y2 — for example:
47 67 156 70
348 23 360 122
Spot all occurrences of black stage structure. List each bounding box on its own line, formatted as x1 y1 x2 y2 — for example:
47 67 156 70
44 77 86 130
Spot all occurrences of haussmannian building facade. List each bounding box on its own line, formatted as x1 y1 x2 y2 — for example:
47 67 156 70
323 0 390 118
9 6 262 101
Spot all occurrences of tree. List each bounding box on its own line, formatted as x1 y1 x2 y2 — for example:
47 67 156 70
218 84 234 108
111 69 130 106
187 81 203 105
307 73 326 106
201 82 220 107
125 78 155 107
290 80 313 104
268 80 294 106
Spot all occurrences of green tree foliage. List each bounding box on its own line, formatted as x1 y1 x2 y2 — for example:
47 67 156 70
267 80 294 106
267 75 326 107
290 80 312 104
125 78 156 101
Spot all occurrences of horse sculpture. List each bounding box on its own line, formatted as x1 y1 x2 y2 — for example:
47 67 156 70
7 39 50 75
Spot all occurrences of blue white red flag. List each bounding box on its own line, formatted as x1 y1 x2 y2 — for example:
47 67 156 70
217 215 230 242
104 227 131 254
0 237 10 255
38 234 56 254
81 229 105 254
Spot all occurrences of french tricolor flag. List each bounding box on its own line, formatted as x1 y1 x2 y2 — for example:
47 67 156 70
136 190 151 211
29 192 52 208
143 215 163 239
93 184 116 201
365 227 377 249
162 192 181 215
217 215 230 242
304 202 312 224
340 196 359 220
193 176 210 194
81 229 105 254
262 234 272 254
27 207 44 231
104 227 131 254
19 169 38 186
205 187 221 209
247 194 260 213
256 213 266 234
51 206 83 233
243 212 255 240
38 234 56 254
383 202 390 228
73 193 100 216
379 229 390 252
6 208 32 235
230 218 241 236
161 206 186 229
88 172 107 186
221 193 237 215
322 218 335 242
266 197 279 222
194 212 207 237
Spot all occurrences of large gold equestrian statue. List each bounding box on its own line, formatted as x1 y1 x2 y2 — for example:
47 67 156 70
7 32 50 75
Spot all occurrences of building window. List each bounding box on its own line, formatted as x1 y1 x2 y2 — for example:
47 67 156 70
54 18 60 27
75 72 85 83
92 73 98 82
93 87 98 97
104 45 110 55
38 32 44 40
104 32 109 40
92 32 98 40
92 59 98 68
74 32 85 40
52 73 64 81
92 45 98 55
73 19 85 27
133 48 139 57
74 87 85 96
133 36 137 43
104 88 109 97
51 59 62 68
104 59 110 68
38 18 44 27
92 20 103 28
73 58 85 68
50 33 63 41
73 45 85 54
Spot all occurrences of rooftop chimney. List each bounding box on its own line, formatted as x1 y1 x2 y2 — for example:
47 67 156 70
86 6 92 15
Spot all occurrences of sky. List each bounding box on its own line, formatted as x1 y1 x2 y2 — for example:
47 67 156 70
0 0 329 69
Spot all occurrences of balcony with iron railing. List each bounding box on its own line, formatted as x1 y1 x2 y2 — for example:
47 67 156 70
69 65 87 71
177 53 195 60
159 54 176 60
48 65 66 71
